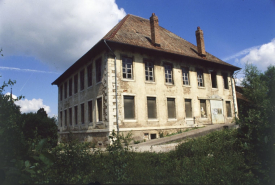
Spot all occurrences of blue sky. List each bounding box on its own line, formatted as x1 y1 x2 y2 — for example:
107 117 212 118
1 0 275 117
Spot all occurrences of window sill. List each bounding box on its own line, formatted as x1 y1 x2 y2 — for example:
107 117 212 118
123 119 137 122
96 81 102 85
211 88 218 90
87 85 93 89
200 117 208 119
224 88 229 91
168 118 177 121
148 119 158 121
145 81 155 84
79 89 85 93
165 83 174 86
96 121 104 125
183 85 191 88
198 86 206 89
122 79 135 82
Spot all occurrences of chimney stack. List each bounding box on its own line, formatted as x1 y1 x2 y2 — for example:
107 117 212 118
150 13 160 47
195 27 206 57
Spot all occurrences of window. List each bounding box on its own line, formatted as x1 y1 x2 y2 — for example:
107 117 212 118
124 96 135 119
64 82 67 99
226 101 232 117
59 85 63 101
200 100 207 118
185 99 192 118
96 58 102 83
167 98 176 119
74 106 78 125
81 103 84 124
69 78 72 96
197 69 204 87
145 61 154 81
182 67 189 85
223 73 229 89
69 108 72 125
80 70 85 91
87 64 93 87
74 74 78 94
97 97 103 121
211 72 217 88
147 97 157 119
122 57 133 79
60 111 62 127
164 64 173 84
64 109 67 126
88 100 93 122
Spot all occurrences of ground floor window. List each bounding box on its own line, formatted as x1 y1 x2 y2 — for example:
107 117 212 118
59 111 62 127
81 103 84 124
64 109 67 126
200 100 207 118
226 101 232 117
88 100 93 122
69 108 72 125
147 97 157 119
124 96 135 119
167 98 176 119
74 106 78 125
97 97 103 121
185 99 192 118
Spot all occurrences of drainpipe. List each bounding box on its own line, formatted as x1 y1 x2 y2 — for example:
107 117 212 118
231 72 238 119
104 40 119 136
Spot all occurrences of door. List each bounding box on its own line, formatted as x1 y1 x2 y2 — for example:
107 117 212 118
210 100 224 124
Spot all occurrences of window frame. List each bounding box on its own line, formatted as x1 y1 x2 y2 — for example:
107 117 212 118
96 58 102 83
167 97 176 119
87 63 93 87
88 100 93 123
147 96 157 119
200 99 207 118
182 67 190 86
81 103 85 124
74 105 78 125
74 74 78 94
144 60 154 82
123 95 135 120
122 56 133 80
197 68 204 87
96 97 103 122
64 81 67 99
80 69 85 91
164 63 173 84
69 78 72 97
223 73 229 89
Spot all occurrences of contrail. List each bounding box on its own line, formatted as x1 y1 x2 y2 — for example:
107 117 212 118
0 66 60 74
20 73 34 91
222 45 261 62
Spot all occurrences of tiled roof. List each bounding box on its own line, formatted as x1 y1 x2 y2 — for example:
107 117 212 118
103 14 239 68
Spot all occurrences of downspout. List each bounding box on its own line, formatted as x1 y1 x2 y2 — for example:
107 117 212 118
231 72 239 119
104 40 119 136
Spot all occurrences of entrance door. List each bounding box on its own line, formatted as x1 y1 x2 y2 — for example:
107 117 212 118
210 100 224 124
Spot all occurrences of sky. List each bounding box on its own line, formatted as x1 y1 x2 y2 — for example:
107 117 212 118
0 0 275 117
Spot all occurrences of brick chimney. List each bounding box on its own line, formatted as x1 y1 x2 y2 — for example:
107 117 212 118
195 27 206 57
150 13 160 47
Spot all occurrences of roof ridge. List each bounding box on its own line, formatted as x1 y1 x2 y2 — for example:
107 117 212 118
128 14 149 21
106 14 130 40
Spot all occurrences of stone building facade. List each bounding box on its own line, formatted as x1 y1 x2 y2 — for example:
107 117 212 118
52 13 240 145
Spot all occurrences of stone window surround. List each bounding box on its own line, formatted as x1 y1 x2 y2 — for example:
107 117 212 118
166 96 177 121
146 95 158 121
121 55 134 80
122 93 137 122
96 95 103 123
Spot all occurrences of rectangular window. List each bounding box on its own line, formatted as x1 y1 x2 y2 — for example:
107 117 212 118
223 73 229 89
145 61 154 81
80 70 85 91
147 97 157 119
226 101 232 117
87 64 93 87
74 106 78 125
122 57 133 79
167 98 176 119
74 74 78 94
64 82 67 99
69 108 72 125
69 78 72 96
200 100 207 118
197 68 204 87
164 64 173 84
182 67 189 85
211 72 217 88
185 99 192 118
59 85 63 101
60 111 62 127
96 58 102 83
97 98 103 121
64 109 67 126
88 100 93 122
124 96 135 119
81 103 84 124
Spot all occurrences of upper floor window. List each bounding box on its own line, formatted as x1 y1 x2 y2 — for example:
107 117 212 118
223 73 229 89
211 71 217 88
97 97 103 121
80 70 85 91
164 63 173 84
122 57 133 79
59 85 63 101
74 74 78 94
64 82 67 99
96 58 102 83
69 78 72 96
145 61 154 81
197 68 204 87
87 64 93 87
182 67 189 85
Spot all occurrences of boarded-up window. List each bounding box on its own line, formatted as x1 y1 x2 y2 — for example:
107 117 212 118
182 67 189 85
211 72 217 88
81 103 84 124
197 68 204 87
122 57 133 79
88 100 93 122
223 73 229 89
60 111 62 127
200 100 207 118
87 64 92 87
226 101 232 117
164 64 173 84
59 85 63 101
96 58 102 82
147 97 157 119
167 98 176 119
145 61 154 81
97 97 102 121
69 78 72 96
74 74 78 94
69 108 72 125
64 82 67 99
124 96 135 119
185 99 192 118
64 109 67 126
80 70 85 90
74 106 78 125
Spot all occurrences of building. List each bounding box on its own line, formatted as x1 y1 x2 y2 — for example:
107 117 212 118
52 13 240 145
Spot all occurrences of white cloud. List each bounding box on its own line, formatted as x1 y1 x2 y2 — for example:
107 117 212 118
0 0 126 71
240 39 275 70
223 45 261 62
5 93 51 114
